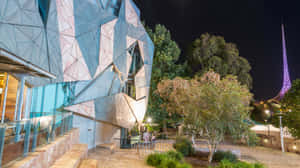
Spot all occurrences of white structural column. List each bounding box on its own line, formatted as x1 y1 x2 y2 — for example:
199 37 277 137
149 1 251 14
16 76 26 121
24 88 32 119
14 81 21 121
14 76 26 142
1 74 9 123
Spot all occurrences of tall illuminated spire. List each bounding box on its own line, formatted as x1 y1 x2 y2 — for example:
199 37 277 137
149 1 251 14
275 24 292 100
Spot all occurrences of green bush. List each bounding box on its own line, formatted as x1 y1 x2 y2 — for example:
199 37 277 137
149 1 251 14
173 137 194 156
146 151 192 168
212 159 266 168
246 131 260 147
158 158 178 168
213 151 238 163
176 163 192 168
146 153 167 166
166 151 183 161
253 163 265 168
158 158 192 168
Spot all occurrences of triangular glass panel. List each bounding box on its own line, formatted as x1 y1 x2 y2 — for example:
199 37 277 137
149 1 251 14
107 0 122 16
123 79 136 100
128 42 144 76
99 0 110 9
123 42 144 100
38 0 50 25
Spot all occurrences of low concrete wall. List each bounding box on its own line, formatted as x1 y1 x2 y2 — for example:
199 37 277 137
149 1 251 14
6 128 80 168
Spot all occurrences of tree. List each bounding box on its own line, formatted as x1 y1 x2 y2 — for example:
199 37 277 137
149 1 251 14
279 79 300 138
187 33 252 89
145 24 186 131
156 71 253 162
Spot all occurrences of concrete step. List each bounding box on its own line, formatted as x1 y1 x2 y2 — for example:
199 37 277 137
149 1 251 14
50 144 88 168
97 143 116 154
78 159 99 168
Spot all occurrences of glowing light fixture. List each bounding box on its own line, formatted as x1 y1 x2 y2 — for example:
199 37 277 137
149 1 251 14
265 109 270 115
146 117 152 123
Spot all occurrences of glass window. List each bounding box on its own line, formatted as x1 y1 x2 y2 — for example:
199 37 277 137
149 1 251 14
38 0 50 25
0 73 6 117
128 42 144 75
0 73 28 122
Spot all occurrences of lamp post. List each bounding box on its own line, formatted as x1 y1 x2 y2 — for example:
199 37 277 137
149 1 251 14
265 109 271 136
269 101 285 153
279 110 285 153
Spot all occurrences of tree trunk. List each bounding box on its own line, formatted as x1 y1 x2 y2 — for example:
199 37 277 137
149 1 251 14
208 150 214 163
192 134 195 145
163 120 167 138
207 143 217 163
178 125 183 136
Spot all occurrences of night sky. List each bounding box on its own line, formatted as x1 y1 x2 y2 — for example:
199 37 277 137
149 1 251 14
133 0 300 100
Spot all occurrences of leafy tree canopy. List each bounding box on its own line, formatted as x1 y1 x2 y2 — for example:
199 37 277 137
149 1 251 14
156 71 254 162
280 79 300 138
145 24 186 126
187 33 252 89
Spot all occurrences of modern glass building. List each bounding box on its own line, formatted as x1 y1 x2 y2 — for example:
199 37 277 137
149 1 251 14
0 0 153 152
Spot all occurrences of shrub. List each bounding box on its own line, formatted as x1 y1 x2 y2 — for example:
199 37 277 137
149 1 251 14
212 159 266 168
246 131 260 147
213 151 238 163
147 153 167 166
173 137 194 156
158 158 178 168
146 151 192 168
253 163 266 168
158 158 192 168
166 151 183 161
176 163 192 168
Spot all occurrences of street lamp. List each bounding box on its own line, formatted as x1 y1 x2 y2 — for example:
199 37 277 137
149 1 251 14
264 109 271 136
146 117 152 123
278 111 285 153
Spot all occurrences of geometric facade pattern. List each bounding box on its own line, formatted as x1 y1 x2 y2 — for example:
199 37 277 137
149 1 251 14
0 0 154 148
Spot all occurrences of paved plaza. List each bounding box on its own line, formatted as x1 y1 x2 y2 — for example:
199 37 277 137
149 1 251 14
87 143 300 168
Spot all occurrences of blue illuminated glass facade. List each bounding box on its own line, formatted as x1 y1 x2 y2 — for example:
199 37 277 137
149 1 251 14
0 0 154 149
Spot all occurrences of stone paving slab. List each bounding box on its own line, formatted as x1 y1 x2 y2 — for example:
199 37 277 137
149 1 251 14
87 147 152 168
195 144 300 168
87 141 300 168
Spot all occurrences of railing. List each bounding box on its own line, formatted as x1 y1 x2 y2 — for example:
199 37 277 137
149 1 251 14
124 136 174 157
0 111 73 167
